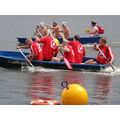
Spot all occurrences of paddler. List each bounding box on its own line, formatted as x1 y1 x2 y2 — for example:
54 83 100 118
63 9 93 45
86 21 100 36
46 21 62 38
34 22 49 38
52 41 75 63
61 21 71 39
61 33 86 64
85 38 114 65
36 36 59 61
17 38 43 63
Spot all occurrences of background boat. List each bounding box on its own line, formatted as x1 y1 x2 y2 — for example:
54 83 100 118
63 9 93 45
17 36 102 44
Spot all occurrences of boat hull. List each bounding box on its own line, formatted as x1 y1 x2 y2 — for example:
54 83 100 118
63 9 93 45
17 36 102 44
0 51 109 71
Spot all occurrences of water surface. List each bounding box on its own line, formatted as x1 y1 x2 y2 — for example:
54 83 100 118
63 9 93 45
0 15 120 105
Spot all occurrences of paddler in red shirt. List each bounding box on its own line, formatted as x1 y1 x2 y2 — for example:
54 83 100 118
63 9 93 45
52 41 75 63
62 34 86 63
36 36 59 61
85 38 114 65
17 38 43 63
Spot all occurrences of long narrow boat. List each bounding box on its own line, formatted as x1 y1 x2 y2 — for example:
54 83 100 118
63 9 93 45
0 51 109 71
16 36 102 44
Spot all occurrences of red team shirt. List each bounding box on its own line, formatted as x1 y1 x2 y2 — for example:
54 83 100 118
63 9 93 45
40 36 59 60
64 45 75 63
30 41 43 61
96 45 114 64
68 41 85 63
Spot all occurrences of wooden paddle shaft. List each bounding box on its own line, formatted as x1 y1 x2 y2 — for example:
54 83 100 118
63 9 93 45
18 49 34 67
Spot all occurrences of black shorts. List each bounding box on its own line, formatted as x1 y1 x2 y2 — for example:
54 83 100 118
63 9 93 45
93 58 100 64
43 58 51 61
60 59 64 62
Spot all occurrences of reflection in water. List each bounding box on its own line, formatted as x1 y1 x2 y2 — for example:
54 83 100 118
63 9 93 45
62 71 85 87
26 71 113 105
93 76 113 104
27 72 58 100
27 71 86 103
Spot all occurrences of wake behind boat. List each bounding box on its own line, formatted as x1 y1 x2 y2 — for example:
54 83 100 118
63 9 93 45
0 51 109 72
17 36 102 45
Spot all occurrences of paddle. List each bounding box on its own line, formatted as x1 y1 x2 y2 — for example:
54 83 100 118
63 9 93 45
97 46 115 71
18 49 34 67
48 29 72 70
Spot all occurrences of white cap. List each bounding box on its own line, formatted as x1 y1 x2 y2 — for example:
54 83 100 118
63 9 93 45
62 21 67 26
39 22 45 27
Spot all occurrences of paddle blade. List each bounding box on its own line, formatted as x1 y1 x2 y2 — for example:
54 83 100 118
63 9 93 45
63 57 73 70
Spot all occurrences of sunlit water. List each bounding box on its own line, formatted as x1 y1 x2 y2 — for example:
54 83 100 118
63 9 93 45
0 15 120 105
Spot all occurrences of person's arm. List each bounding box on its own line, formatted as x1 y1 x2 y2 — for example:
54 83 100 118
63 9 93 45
66 27 71 39
59 46 70 52
86 31 94 35
34 32 41 38
93 43 98 50
16 45 30 49
108 47 115 65
46 24 55 29
28 54 37 63
109 56 114 65
60 33 69 43
86 27 97 35
44 29 50 37
36 36 46 43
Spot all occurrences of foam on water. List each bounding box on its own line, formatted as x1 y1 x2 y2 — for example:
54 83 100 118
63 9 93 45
0 67 9 72
81 66 120 76
21 65 120 76
101 66 120 76
21 66 63 73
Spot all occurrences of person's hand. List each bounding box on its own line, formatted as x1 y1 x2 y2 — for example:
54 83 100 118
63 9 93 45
94 43 97 47
94 43 97 46
108 61 113 66
46 24 49 27
28 60 31 64
35 37 40 42
59 46 63 50
59 32 64 37
16 46 20 49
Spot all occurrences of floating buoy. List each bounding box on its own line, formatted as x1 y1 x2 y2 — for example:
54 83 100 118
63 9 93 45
85 28 90 33
55 38 60 46
61 80 88 105
30 99 60 105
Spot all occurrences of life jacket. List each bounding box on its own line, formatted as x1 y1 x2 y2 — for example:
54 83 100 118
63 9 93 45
97 26 104 34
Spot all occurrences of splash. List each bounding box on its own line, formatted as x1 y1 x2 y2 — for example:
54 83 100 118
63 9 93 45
101 66 120 76
82 66 120 76
0 67 8 72
21 66 63 73
21 65 120 76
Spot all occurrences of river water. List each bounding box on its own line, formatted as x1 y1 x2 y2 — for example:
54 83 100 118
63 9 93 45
0 15 120 105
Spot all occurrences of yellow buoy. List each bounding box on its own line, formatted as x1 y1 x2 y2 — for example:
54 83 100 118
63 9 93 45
85 28 90 33
61 82 88 105
54 38 60 46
